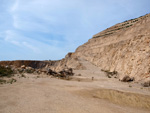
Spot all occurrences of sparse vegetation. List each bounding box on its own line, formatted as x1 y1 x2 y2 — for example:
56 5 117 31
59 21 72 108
0 78 17 84
0 65 14 77
141 80 150 87
93 14 145 39
25 69 34 73
0 79 6 84
101 69 118 78
93 32 113 38
17 69 24 74
9 78 17 84
126 24 133 28
21 74 26 78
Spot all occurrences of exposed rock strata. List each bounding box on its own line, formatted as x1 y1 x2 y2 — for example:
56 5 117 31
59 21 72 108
74 14 150 81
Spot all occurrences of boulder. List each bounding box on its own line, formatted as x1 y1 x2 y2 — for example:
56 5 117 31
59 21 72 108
141 80 150 87
121 75 134 82
21 65 26 69
47 69 57 75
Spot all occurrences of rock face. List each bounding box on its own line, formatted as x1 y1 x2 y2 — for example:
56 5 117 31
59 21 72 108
74 14 150 81
53 52 86 72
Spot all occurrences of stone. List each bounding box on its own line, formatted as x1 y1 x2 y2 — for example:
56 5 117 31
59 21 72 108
21 65 26 69
121 76 134 82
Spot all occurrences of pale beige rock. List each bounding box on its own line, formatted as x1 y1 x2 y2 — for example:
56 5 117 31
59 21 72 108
21 65 26 69
72 14 150 81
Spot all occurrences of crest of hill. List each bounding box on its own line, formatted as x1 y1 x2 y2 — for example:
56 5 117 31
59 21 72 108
93 14 150 38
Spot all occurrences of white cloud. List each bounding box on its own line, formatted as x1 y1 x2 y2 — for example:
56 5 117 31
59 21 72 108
10 0 19 12
11 40 21 46
22 41 40 53
2 29 67 60
4 30 40 53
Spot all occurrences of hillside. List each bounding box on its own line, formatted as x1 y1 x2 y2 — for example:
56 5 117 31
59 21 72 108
73 13 150 81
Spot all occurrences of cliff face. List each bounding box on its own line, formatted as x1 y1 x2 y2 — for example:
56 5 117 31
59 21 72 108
74 14 150 80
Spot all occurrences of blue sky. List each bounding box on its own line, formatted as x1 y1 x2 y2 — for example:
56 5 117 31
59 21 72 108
0 0 150 61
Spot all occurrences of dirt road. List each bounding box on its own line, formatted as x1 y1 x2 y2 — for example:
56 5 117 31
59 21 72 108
0 74 150 113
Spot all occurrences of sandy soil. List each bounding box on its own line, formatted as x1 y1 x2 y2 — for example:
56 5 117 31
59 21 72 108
0 59 150 113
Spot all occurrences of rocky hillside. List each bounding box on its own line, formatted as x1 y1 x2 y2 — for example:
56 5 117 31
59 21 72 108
73 13 150 81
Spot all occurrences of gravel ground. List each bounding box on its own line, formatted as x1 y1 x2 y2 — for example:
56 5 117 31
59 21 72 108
0 73 150 113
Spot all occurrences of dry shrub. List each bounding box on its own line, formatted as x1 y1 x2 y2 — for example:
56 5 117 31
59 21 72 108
141 80 150 87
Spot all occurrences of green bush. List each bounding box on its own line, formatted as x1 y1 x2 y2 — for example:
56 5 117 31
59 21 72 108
0 65 13 77
25 69 34 73
0 79 6 84
9 78 17 84
17 69 24 74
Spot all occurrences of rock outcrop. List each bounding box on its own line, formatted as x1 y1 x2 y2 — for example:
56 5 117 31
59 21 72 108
74 13 150 81
53 52 86 72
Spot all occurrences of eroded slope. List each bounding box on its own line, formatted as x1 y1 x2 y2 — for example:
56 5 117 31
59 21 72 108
74 14 150 81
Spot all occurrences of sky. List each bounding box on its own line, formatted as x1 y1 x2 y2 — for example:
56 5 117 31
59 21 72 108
0 0 150 61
